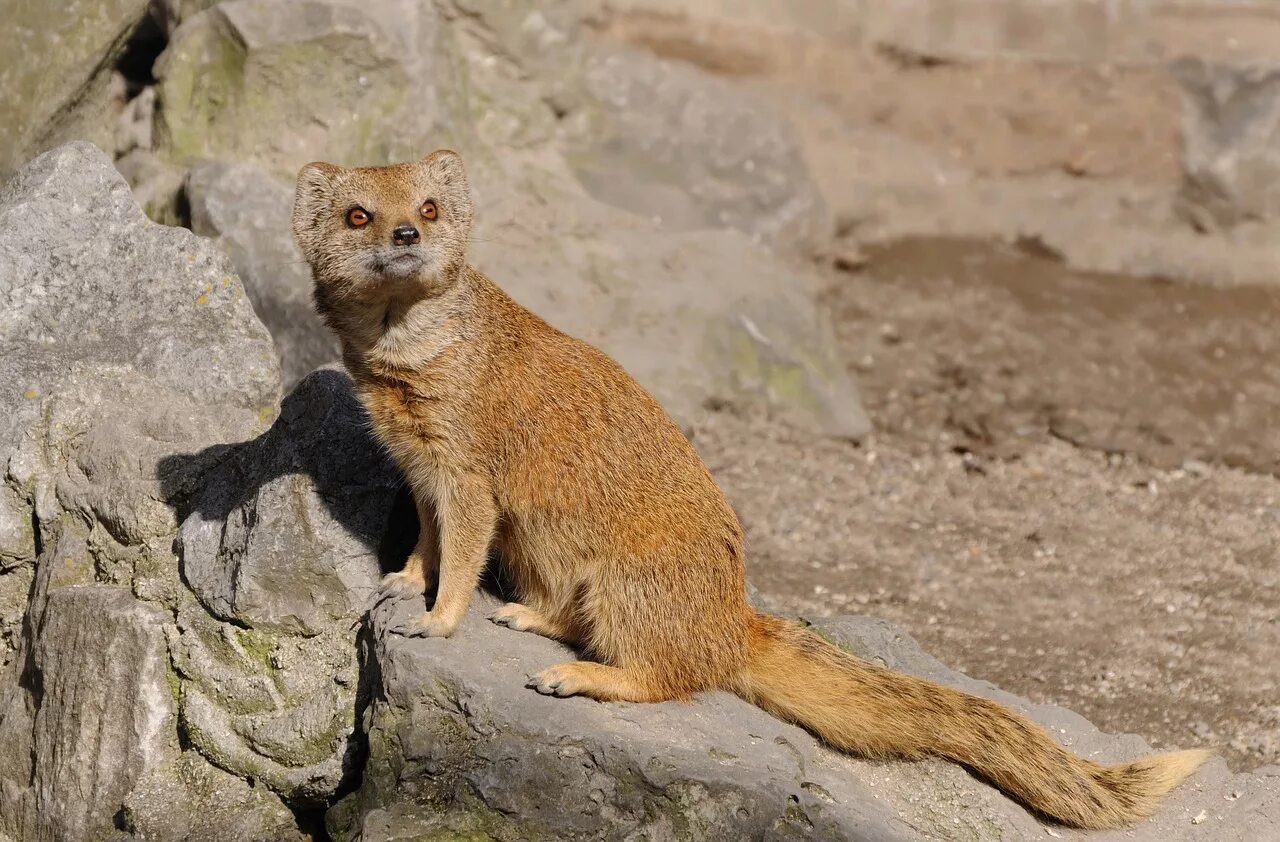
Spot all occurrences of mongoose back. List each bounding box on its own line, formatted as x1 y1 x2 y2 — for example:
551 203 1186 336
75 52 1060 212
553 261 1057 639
292 150 1208 830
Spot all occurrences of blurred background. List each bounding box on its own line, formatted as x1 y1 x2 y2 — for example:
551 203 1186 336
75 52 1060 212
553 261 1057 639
3 0 1277 775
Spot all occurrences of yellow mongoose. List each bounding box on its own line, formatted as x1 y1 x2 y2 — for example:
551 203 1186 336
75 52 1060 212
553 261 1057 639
292 150 1208 829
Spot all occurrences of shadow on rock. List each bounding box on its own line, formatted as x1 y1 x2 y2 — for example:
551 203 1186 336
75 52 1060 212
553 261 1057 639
158 367 420 636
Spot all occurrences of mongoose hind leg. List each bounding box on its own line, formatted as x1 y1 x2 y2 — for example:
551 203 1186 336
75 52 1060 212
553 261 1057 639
528 661 671 703
489 602 570 641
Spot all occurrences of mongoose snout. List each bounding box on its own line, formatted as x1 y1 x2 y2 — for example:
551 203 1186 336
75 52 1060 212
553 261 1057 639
391 223 420 246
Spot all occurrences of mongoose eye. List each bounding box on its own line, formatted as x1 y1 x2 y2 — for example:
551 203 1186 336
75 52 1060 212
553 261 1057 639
346 207 371 227
420 200 438 221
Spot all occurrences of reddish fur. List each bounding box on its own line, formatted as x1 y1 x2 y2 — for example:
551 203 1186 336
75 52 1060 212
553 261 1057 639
292 151 1209 829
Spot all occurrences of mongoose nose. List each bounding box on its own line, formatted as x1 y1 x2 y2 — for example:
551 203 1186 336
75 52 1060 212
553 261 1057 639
391 224 420 246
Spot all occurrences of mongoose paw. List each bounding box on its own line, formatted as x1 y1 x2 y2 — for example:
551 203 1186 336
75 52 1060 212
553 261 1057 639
489 603 538 632
389 611 457 639
369 571 426 608
376 570 427 601
527 664 586 698
355 571 428 629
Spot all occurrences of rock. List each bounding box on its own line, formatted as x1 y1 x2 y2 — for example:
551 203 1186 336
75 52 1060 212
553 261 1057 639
154 0 222 33
1173 58 1280 229
0 566 31 671
186 160 340 388
0 142 290 838
0 142 278 567
154 0 458 176
169 599 363 802
555 46 831 251
0 0 150 177
178 367 398 636
121 752 305 841
113 147 190 225
453 3 830 249
172 367 409 799
332 594 1280 841
0 586 173 841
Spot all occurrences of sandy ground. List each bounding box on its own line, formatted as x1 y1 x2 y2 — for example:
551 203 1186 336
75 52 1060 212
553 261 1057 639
692 239 1280 773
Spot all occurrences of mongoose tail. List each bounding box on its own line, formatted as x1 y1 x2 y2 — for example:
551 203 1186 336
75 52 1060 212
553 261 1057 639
736 613 1210 830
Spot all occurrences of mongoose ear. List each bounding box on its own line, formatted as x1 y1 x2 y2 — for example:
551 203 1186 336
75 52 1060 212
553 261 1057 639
295 161 341 202
421 149 468 191
293 162 343 250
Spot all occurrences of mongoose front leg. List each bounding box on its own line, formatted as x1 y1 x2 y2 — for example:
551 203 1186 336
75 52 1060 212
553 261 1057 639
367 493 439 614
488 602 569 642
528 662 668 703
391 474 496 639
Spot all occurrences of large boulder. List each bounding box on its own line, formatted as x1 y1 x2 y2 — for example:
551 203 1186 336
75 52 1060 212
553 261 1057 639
0 142 277 617
186 160 340 387
554 46 831 251
332 593 1279 841
0 586 172 842
0 139 278 628
0 0 150 178
154 0 458 176
1174 58 1280 230
168 366 410 801
0 142 295 840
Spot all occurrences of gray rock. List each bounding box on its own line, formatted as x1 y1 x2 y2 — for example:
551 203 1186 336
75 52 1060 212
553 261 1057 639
121 752 306 841
170 599 364 802
1174 57 1280 229
174 367 406 799
179 367 396 636
0 0 149 177
0 141 278 569
0 142 292 839
558 45 831 252
154 0 458 176
186 160 340 388
153 0 222 33
329 594 1279 841
0 586 173 841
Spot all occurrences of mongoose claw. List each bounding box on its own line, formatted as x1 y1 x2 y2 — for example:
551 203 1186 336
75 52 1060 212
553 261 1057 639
360 571 427 621
488 602 534 632
527 664 583 697
388 611 457 639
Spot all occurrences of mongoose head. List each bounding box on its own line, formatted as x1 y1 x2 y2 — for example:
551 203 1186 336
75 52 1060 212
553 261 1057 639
291 149 474 301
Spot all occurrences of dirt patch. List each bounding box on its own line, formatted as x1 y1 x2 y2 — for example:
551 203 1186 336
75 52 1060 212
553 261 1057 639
825 237 1280 474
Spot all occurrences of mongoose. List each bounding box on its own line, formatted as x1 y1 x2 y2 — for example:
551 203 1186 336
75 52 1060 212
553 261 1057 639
292 150 1209 830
